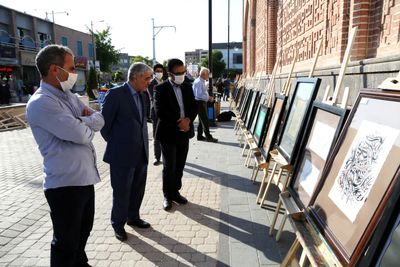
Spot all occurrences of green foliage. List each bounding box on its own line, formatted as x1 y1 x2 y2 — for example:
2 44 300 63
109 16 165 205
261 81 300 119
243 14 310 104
90 26 120 72
113 70 123 82
201 50 226 79
131 56 153 66
86 67 98 100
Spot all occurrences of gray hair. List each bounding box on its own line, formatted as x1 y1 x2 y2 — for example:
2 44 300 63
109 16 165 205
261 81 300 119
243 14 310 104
36 44 74 77
128 62 153 80
200 67 209 76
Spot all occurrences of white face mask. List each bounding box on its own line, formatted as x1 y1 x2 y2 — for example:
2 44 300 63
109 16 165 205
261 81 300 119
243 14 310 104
173 74 185 85
155 72 163 80
56 66 78 92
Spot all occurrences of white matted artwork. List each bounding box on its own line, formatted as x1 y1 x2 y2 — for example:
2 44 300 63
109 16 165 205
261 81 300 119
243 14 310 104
299 157 321 196
328 120 400 222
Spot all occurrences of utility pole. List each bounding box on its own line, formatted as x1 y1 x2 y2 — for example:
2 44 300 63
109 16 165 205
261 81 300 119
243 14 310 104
45 11 68 23
227 0 230 77
152 18 176 66
90 20 104 69
208 0 213 94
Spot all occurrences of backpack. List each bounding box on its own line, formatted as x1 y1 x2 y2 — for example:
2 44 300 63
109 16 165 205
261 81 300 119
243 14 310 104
217 111 236 122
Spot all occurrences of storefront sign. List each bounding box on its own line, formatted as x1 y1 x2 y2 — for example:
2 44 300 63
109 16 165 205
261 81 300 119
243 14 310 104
75 56 88 70
20 51 37 66
0 46 16 59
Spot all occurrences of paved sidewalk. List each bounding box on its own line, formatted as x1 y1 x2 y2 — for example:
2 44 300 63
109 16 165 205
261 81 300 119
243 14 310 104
0 102 294 266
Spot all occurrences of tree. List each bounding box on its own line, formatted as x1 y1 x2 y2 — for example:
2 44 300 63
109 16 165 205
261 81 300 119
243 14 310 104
91 26 120 72
113 70 123 82
131 55 153 66
201 50 226 79
86 67 98 100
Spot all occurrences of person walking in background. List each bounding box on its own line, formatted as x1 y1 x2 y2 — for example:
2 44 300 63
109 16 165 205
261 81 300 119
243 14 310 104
15 77 24 102
148 63 165 166
26 44 104 267
223 76 231 101
101 62 152 242
192 67 218 142
0 78 11 105
154 58 198 211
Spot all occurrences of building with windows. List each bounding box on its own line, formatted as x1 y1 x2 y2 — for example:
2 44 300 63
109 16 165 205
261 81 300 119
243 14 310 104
212 42 243 75
185 43 243 76
0 4 95 95
110 53 133 80
184 49 208 66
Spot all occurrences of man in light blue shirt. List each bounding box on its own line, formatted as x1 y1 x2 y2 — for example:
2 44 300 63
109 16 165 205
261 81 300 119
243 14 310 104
26 45 104 267
192 67 218 142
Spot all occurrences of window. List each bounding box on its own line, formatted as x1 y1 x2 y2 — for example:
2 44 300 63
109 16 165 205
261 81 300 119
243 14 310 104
88 43 94 59
37 32 50 48
61 36 68 46
233 53 243 64
76 40 83 56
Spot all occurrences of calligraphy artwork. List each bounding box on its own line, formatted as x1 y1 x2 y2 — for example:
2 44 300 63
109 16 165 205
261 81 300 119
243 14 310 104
328 120 399 222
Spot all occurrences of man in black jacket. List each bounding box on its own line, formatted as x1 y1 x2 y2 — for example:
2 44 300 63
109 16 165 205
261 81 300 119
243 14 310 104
148 63 165 166
154 59 197 211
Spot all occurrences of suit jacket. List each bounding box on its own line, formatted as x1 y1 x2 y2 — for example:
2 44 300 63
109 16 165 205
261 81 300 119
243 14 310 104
101 83 149 167
154 80 197 143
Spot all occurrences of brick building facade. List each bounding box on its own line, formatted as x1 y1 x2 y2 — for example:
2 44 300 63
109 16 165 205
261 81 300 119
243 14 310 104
243 0 400 103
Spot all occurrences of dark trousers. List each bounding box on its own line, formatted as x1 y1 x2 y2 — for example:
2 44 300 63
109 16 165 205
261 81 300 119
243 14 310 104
160 138 189 199
110 159 147 230
44 185 94 267
151 108 161 161
196 100 211 138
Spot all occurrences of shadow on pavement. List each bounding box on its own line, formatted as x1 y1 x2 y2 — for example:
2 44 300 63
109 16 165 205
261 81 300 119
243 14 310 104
126 226 230 267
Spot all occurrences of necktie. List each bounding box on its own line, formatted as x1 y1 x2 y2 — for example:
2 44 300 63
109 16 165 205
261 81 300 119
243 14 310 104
134 93 142 121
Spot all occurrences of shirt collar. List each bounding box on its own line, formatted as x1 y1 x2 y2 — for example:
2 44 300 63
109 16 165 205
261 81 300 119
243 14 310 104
126 82 140 96
40 80 70 99
169 79 181 88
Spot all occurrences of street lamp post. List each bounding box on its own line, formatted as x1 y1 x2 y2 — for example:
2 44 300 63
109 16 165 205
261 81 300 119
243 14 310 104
227 0 230 77
90 20 104 69
152 18 176 66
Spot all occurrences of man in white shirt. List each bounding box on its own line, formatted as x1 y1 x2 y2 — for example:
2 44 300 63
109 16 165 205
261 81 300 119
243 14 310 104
192 67 218 142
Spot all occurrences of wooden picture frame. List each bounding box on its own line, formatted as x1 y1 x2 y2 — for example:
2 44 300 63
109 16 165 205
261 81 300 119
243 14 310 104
261 94 287 160
244 91 260 129
238 89 251 114
241 90 254 121
289 101 348 209
277 77 321 164
253 104 269 147
309 89 400 265
250 93 267 135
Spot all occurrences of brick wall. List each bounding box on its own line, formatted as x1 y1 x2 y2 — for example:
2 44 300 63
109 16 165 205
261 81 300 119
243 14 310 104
243 0 400 76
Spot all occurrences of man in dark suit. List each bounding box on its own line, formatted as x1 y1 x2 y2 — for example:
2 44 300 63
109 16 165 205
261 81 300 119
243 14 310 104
101 62 152 241
148 63 165 166
154 59 197 211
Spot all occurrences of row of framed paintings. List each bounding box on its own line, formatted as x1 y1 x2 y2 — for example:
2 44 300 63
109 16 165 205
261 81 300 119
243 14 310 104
233 81 400 266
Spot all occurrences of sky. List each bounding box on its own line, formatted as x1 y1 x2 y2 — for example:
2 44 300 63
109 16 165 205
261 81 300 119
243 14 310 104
2 0 243 63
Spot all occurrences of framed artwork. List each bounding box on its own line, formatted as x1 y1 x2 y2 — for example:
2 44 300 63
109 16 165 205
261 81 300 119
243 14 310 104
239 89 251 114
261 94 287 160
277 77 321 164
250 93 267 135
241 90 254 121
234 86 244 105
289 101 348 209
253 104 269 147
244 91 260 129
237 88 248 112
309 89 400 266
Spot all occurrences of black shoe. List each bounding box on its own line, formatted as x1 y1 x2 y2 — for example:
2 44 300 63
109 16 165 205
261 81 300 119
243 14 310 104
197 135 206 141
127 218 151 229
114 228 127 241
172 194 188 204
163 198 172 211
206 136 218 143
153 159 161 166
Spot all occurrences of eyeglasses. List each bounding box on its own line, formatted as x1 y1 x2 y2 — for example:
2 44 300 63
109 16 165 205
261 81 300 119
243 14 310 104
171 71 186 76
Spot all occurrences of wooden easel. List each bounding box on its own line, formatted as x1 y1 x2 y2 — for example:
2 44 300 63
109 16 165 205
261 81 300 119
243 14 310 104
257 149 293 206
280 212 343 267
269 28 357 241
